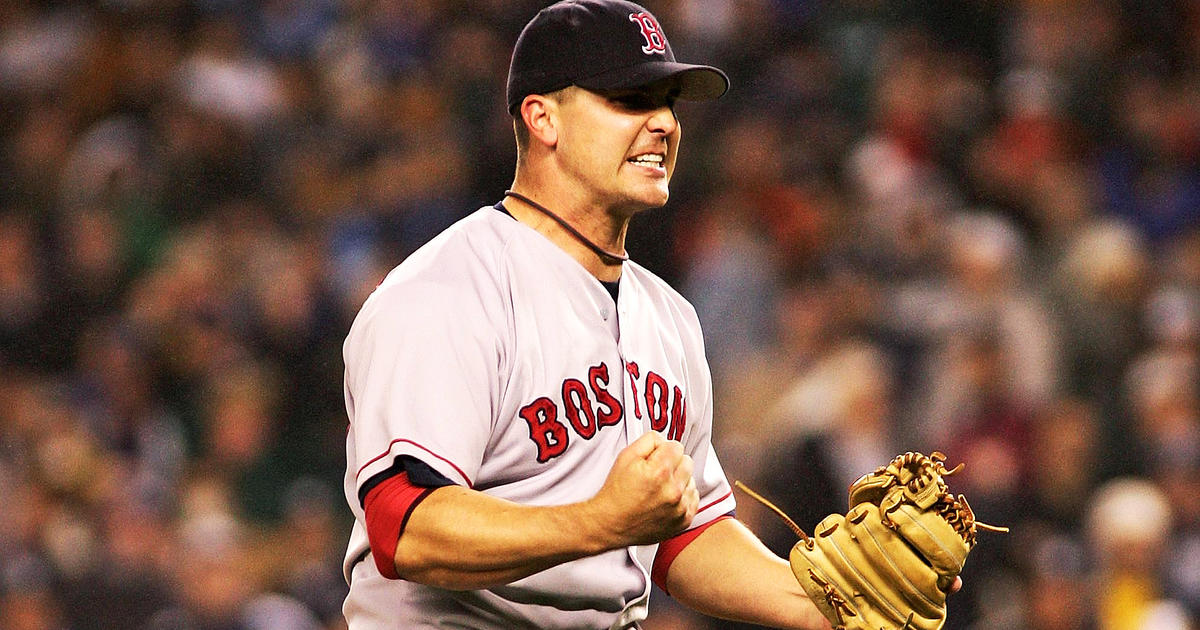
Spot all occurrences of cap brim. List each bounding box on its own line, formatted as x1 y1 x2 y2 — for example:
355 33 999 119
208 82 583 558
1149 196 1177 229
576 61 729 101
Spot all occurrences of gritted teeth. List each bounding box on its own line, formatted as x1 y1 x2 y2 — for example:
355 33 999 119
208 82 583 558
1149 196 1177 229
628 153 665 167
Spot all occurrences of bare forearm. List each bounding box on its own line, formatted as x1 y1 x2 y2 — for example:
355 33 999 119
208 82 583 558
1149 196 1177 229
664 519 831 630
392 486 616 589
392 433 698 591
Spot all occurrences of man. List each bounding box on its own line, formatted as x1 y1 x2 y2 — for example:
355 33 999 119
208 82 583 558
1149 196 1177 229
340 1 830 628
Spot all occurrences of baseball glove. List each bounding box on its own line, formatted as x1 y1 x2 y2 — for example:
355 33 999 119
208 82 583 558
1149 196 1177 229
737 452 1006 630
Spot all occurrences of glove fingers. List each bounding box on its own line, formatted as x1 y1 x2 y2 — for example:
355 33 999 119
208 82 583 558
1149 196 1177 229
812 510 916 628
849 504 947 624
887 503 969 578
790 550 849 628
794 548 899 629
790 515 857 627
793 511 934 630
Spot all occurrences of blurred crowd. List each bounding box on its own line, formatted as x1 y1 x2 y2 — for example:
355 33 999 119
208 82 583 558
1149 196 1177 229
0 1 1197 629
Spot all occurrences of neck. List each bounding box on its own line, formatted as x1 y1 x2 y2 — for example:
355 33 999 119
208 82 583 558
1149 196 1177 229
502 189 629 281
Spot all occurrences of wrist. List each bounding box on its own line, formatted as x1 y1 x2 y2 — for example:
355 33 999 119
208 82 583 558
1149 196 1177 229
571 498 626 553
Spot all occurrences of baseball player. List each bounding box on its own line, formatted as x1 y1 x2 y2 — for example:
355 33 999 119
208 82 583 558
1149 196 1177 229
340 2 830 628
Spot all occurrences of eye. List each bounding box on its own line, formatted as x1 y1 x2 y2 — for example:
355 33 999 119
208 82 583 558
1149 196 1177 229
609 93 658 111
605 87 680 112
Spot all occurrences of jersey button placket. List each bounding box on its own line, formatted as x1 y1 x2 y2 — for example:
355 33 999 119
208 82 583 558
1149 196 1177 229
615 282 643 442
620 357 642 443
617 329 647 443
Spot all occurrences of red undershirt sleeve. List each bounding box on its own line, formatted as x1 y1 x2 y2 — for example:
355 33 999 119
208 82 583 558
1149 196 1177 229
363 472 436 579
651 514 733 594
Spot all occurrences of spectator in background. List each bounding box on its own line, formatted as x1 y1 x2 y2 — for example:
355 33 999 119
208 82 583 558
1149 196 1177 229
0 212 55 368
1029 397 1104 531
1024 531 1097 630
1124 287 1200 619
1085 478 1191 630
1099 62 1200 248
1052 219 1153 478
902 212 1060 447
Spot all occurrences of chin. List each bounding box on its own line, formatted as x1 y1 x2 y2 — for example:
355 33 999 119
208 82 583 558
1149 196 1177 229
628 197 668 214
612 183 671 214
640 185 671 208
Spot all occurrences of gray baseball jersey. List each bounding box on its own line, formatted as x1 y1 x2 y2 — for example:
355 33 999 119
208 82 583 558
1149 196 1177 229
341 205 735 629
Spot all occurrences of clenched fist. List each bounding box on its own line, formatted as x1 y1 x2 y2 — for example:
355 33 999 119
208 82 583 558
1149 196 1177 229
587 431 699 547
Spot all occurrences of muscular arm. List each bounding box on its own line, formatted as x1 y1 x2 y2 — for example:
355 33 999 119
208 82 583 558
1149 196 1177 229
662 518 832 630
391 431 699 590
392 485 610 589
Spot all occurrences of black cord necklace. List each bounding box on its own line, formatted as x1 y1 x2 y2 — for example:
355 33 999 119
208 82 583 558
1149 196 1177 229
503 190 629 264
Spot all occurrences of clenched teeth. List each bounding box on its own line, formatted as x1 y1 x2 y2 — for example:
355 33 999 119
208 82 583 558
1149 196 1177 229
628 154 664 167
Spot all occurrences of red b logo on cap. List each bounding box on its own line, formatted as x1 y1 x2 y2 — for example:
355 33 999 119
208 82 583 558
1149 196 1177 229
629 12 667 55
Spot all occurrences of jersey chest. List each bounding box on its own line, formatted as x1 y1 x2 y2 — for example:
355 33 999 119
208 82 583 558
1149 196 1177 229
479 266 697 497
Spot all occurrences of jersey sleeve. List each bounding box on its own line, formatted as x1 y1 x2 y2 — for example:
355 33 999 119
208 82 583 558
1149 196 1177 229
683 357 736 526
344 273 506 496
678 303 736 527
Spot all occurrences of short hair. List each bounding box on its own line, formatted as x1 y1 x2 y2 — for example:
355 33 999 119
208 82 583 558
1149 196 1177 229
513 113 531 162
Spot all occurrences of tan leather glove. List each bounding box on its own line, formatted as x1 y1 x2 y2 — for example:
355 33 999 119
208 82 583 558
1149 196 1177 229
740 452 1006 630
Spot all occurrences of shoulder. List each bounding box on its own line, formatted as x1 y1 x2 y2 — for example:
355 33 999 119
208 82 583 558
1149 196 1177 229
349 208 519 333
386 207 519 282
380 208 520 291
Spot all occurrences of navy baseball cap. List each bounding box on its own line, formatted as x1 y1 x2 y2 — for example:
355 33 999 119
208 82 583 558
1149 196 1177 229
506 0 729 113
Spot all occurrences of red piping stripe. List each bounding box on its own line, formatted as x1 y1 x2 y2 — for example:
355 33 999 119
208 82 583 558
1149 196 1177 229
357 438 474 488
698 490 733 513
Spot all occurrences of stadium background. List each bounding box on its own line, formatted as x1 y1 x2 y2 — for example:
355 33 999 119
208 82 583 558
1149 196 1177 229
0 1 1198 628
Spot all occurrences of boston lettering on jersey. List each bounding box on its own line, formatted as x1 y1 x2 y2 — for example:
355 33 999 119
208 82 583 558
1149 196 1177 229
519 360 687 462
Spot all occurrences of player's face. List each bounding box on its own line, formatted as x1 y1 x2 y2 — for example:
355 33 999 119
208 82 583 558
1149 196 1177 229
553 83 681 214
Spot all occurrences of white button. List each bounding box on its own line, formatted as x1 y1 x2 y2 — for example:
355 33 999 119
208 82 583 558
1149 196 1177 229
600 307 610 319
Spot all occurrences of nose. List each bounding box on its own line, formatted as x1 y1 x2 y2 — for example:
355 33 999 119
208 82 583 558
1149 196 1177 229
647 104 678 136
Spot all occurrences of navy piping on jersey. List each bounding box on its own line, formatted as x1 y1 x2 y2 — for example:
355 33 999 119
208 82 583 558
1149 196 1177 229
358 456 455 507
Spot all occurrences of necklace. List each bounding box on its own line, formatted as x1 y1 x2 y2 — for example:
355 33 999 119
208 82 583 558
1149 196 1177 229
503 190 630 264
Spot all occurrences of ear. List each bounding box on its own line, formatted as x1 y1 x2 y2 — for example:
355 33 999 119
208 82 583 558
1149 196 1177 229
520 94 559 149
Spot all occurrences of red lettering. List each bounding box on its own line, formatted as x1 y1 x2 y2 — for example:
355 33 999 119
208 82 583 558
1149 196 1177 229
589 363 623 427
521 363 681 462
520 397 568 462
669 386 687 442
645 371 669 432
562 379 597 439
625 361 642 419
